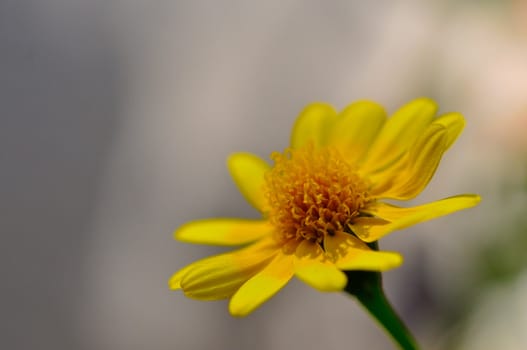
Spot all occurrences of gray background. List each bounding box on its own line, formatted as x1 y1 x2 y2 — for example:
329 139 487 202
3 1 526 349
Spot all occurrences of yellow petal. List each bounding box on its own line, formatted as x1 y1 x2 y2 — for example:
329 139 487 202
290 103 337 150
433 112 465 150
175 239 278 300
337 250 403 271
324 231 403 271
362 98 437 174
227 152 270 212
368 112 465 200
168 263 194 290
371 112 465 199
229 252 294 317
175 218 273 246
370 123 448 199
293 240 347 292
354 195 482 242
328 100 387 164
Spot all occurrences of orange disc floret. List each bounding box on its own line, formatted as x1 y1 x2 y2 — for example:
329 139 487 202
264 144 370 245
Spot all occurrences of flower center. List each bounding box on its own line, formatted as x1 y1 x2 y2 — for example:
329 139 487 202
264 145 370 245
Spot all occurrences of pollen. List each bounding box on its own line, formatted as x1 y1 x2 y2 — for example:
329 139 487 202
264 145 370 245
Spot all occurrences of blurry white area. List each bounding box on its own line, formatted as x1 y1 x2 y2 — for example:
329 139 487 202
426 1 527 313
6 0 526 349
458 270 527 350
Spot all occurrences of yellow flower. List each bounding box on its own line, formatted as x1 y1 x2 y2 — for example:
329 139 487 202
169 98 480 317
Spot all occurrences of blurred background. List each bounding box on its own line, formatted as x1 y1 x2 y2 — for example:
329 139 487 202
2 0 527 349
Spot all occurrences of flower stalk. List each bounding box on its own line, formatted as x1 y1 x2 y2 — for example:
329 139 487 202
344 242 419 350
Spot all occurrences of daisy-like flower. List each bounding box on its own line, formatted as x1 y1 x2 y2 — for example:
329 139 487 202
169 98 480 317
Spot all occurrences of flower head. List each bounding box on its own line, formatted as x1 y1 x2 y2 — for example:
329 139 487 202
169 98 480 317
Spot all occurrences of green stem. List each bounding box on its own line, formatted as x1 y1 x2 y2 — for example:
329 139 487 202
343 243 418 350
